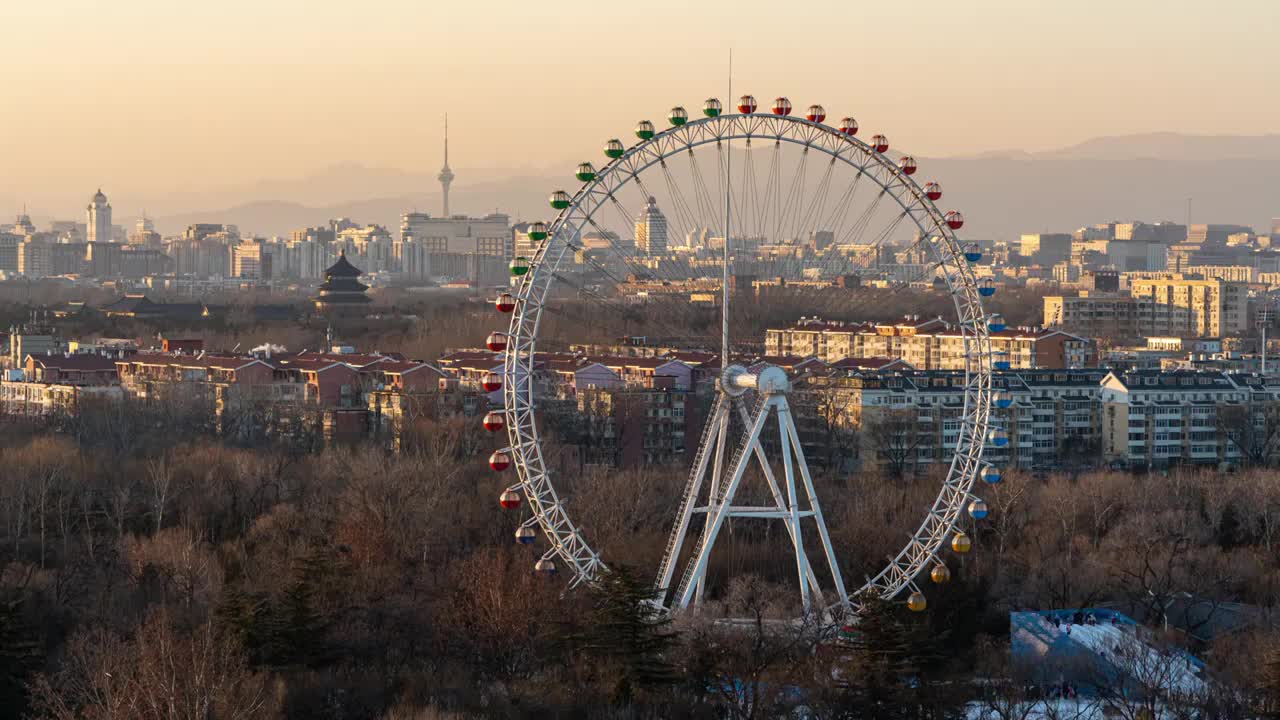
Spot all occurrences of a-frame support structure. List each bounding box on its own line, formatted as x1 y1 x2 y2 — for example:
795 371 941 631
655 366 850 615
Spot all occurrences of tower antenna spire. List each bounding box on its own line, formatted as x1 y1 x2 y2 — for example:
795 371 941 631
438 113 455 217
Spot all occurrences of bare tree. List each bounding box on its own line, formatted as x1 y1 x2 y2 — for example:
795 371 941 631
29 608 272 720
1085 629 1204 720
145 456 176 535
680 574 823 720
1218 403 1280 468
865 408 926 478
797 379 859 471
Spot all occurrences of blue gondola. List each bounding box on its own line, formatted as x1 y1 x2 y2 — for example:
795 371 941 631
982 464 1003 484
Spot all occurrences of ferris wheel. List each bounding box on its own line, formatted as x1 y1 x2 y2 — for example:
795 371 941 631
481 94 1002 619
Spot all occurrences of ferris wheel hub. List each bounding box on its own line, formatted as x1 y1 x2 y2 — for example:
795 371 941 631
720 364 789 397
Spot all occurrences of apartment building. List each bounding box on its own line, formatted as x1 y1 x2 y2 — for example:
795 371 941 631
822 369 1107 474
1044 294 1194 339
797 367 1280 473
574 385 704 466
1129 276 1249 337
766 317 1096 370
23 353 118 385
0 381 122 417
1098 370 1276 468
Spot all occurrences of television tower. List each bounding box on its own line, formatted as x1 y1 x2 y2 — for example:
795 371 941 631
438 114 455 217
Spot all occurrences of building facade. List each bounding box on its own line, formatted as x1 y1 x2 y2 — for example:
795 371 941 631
86 189 112 244
766 317 1096 370
1129 276 1248 337
634 196 668 255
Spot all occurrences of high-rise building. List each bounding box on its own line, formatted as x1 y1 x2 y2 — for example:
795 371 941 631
634 196 668 255
1020 233 1073 265
400 212 511 258
1129 275 1248 337
438 115 455 217
292 226 336 244
0 232 20 274
18 236 51 277
86 189 112 244
336 225 394 273
233 240 271 280
12 214 36 236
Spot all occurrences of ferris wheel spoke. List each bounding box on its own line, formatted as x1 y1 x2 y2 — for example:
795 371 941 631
655 162 696 248
819 167 865 246
687 148 722 240
626 172 690 282
772 145 808 244
579 212 678 288
797 156 838 243
756 140 780 244
838 187 888 249
737 137 752 240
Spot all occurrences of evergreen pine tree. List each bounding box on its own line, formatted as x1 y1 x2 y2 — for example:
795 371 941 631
826 594 963 720
561 564 680 705
276 546 332 667
214 584 273 666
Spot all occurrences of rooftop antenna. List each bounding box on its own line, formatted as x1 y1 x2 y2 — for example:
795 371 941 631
721 48 732 371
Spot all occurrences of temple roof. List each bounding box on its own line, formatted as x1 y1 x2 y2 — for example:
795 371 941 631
324 252 363 278
318 277 369 293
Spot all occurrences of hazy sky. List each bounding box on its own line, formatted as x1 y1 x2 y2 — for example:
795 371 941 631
3 0 1278 215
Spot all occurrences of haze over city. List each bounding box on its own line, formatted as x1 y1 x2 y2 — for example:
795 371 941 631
4 0 1279 235
6 2 1280 718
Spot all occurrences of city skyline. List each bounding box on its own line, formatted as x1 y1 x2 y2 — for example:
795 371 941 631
3 1 1278 217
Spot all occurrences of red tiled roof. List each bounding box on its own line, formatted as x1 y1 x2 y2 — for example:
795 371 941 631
669 351 718 365
438 350 500 364
829 357 908 370
754 355 825 368
589 356 690 370
288 351 398 367
276 358 354 372
27 353 119 372
377 360 445 376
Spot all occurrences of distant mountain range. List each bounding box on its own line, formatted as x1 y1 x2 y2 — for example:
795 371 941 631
38 133 1280 239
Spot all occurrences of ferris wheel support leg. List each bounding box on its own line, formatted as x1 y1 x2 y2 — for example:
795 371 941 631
777 398 813 614
676 401 772 610
697 400 732 604
738 403 824 600
781 405 850 612
655 392 728 605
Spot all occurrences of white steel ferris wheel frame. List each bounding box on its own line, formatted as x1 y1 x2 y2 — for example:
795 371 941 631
499 110 994 614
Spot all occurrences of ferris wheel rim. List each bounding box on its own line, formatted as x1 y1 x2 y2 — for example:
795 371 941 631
499 108 994 612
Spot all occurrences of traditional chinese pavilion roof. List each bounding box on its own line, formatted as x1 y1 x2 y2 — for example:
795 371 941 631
324 252 363 278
